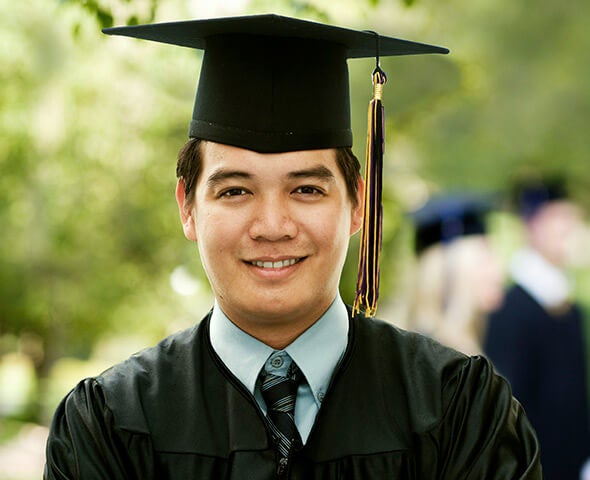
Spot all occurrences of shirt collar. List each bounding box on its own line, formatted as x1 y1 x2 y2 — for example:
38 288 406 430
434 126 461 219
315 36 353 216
209 297 349 405
510 247 572 308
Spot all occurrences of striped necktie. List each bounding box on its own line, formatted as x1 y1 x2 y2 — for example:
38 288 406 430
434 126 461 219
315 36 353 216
261 358 303 476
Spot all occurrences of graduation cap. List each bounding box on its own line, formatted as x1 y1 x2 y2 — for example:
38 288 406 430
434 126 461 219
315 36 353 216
411 193 495 255
103 14 449 316
511 176 569 220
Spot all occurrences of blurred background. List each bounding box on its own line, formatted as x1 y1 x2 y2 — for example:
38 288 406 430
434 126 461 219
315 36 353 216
1 0 589 477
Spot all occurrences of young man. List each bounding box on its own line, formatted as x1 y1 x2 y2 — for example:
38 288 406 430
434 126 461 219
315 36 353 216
44 15 542 479
485 177 590 480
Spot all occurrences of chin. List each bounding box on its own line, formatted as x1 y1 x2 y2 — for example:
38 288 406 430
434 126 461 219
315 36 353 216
241 297 300 318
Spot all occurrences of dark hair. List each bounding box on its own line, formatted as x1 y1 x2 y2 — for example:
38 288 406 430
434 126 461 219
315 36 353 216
336 146 362 208
176 138 203 208
176 138 362 207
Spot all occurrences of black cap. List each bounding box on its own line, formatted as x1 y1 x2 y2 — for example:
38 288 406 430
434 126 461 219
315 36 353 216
411 193 495 254
103 14 448 153
512 176 569 220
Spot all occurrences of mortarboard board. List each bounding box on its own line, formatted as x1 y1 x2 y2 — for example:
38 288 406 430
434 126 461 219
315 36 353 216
411 193 495 255
103 14 448 316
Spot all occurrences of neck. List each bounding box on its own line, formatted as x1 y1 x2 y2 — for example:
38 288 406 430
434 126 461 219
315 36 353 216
218 299 334 349
231 315 319 349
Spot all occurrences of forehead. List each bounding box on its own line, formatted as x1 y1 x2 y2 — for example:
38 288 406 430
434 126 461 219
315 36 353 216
541 200 582 219
199 141 339 176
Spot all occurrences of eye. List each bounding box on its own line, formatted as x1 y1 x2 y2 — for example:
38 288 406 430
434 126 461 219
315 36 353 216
293 185 324 195
219 187 249 198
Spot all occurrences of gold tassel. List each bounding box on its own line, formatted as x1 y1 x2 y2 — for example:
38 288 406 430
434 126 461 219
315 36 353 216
353 66 387 318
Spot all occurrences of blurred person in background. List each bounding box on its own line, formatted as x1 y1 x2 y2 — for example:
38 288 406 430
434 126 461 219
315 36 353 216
406 193 505 355
484 176 590 480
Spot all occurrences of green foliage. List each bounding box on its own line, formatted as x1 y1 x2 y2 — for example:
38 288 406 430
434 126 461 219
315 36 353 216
0 0 201 367
406 0 590 206
60 0 158 28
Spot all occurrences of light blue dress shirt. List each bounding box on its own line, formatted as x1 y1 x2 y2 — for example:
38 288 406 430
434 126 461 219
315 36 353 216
209 296 349 443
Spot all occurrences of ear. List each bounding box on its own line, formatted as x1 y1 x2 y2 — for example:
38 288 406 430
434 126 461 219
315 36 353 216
349 176 365 236
175 179 197 241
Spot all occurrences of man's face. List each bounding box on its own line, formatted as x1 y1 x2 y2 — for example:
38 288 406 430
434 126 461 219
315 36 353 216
528 200 583 267
177 141 363 335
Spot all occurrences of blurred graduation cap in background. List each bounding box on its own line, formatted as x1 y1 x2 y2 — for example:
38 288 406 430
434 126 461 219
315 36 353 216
511 175 569 220
103 14 449 316
411 193 497 255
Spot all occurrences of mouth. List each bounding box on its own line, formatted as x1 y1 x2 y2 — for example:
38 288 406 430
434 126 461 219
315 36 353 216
247 257 304 269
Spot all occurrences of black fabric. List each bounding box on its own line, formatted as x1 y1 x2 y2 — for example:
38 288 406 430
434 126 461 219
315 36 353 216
484 285 590 480
45 309 541 479
189 34 352 152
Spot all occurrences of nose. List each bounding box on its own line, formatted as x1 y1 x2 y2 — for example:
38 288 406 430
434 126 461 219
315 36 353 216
248 196 298 241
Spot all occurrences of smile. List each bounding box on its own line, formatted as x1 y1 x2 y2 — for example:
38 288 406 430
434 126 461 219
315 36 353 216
249 258 302 269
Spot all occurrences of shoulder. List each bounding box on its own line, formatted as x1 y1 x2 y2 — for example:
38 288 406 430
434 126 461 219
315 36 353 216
351 313 482 424
345 313 529 456
354 314 468 376
488 284 541 327
93 319 209 432
502 284 540 312
44 320 210 477
100 322 203 386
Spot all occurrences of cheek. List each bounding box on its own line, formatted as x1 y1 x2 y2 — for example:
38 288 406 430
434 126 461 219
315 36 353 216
308 208 352 242
540 217 577 250
194 211 234 258
475 262 504 311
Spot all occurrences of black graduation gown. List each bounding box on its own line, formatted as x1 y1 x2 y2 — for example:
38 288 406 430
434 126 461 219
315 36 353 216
484 285 590 480
45 310 541 479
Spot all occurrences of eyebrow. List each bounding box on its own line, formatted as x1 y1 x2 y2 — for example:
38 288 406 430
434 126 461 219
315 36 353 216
206 169 252 188
287 165 335 181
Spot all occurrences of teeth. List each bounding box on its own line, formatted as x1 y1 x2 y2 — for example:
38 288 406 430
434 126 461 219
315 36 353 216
252 258 299 269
